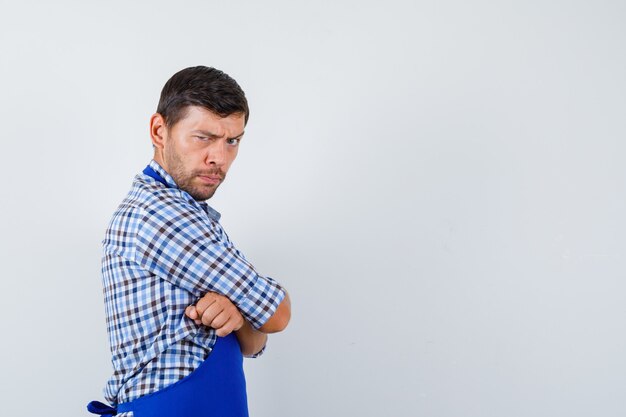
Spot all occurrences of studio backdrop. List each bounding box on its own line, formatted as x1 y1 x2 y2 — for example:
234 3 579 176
0 1 624 416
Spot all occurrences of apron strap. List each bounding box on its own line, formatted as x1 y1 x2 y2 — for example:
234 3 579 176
143 164 169 187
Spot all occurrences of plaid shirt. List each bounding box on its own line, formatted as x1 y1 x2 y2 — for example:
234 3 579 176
101 160 286 405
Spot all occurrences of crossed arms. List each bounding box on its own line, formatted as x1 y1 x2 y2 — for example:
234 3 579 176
135 201 291 357
185 291 291 357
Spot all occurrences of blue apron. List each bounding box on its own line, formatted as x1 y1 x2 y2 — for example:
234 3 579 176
87 165 249 416
88 333 249 417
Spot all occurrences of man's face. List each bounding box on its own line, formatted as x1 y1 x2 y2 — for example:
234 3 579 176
156 106 245 201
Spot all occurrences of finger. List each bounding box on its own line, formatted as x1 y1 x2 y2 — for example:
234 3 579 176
185 306 198 320
195 293 218 316
215 321 236 337
222 305 244 331
209 310 230 329
232 313 244 331
200 302 224 327
215 312 244 337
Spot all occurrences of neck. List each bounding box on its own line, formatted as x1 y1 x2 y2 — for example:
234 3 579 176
153 151 168 172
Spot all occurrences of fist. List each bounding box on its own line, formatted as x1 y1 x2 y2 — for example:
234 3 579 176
185 292 244 337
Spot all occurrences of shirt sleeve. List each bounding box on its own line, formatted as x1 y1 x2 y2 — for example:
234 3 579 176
133 202 285 330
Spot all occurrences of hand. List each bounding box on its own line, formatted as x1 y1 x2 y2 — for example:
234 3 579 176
185 292 244 337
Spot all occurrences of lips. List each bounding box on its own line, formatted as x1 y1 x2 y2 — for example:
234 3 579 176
198 175 222 185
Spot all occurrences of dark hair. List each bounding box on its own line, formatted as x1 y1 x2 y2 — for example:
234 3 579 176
156 66 249 127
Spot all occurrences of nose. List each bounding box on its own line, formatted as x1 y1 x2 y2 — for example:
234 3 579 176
206 140 226 167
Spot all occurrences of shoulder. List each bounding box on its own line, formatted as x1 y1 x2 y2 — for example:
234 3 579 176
132 176 218 237
106 175 195 230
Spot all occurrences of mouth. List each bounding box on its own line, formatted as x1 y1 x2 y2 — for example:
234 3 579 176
197 174 222 186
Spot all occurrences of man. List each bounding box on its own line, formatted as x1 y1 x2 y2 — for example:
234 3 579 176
88 66 291 417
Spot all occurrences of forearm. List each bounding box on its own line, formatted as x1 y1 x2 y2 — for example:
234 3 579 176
187 289 290 349
235 319 268 357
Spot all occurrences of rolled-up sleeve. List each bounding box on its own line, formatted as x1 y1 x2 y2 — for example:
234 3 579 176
134 202 285 329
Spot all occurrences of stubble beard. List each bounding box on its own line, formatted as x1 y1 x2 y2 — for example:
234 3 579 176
164 145 225 201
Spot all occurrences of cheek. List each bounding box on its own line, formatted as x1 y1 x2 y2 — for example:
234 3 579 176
173 143 198 165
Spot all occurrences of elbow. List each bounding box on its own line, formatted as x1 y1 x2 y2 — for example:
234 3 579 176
260 307 290 334
259 292 291 333
263 309 291 333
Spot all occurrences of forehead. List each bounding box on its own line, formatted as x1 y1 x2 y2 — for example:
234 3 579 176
173 106 245 136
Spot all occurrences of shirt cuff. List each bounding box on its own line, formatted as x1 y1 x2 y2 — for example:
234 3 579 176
244 342 267 358
237 275 286 330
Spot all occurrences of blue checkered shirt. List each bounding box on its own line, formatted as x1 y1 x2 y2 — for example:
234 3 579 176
101 160 286 405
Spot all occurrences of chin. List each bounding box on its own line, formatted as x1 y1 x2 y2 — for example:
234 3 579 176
189 188 217 201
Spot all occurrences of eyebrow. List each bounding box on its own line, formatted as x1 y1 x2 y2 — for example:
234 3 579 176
191 130 245 140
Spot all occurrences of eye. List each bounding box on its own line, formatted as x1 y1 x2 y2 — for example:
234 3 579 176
194 136 209 141
227 138 241 146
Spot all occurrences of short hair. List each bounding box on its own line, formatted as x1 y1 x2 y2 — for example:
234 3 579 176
156 66 249 127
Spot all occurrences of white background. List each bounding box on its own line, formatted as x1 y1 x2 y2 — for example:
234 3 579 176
1 1 625 416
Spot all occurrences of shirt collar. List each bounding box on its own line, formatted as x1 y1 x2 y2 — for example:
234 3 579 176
144 159 222 222
147 159 179 189
198 202 221 222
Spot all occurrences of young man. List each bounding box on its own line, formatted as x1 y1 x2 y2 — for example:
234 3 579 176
88 66 291 417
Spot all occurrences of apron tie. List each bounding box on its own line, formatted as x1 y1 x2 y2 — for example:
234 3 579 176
87 400 117 416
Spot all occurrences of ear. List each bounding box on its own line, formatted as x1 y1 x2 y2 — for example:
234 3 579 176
150 113 167 149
